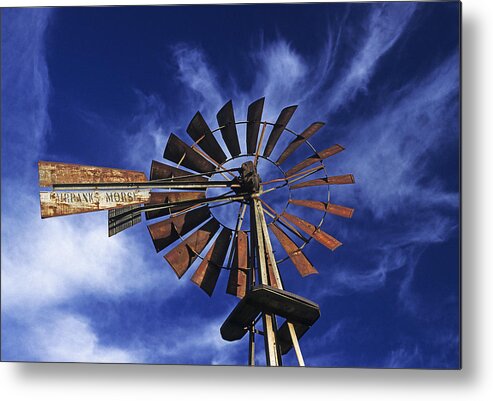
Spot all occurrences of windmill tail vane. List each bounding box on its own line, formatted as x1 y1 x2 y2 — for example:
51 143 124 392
38 97 356 366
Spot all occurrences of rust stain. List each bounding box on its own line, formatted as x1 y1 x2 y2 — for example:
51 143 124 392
285 144 345 177
289 199 354 218
39 161 147 187
40 189 151 218
270 222 318 277
290 174 355 190
281 211 342 251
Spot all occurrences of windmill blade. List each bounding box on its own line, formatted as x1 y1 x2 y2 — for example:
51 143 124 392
163 134 216 175
164 218 220 278
280 211 342 251
145 191 205 220
285 144 345 176
217 100 241 157
290 174 355 190
289 199 354 218
147 206 211 253
191 228 232 296
226 230 248 299
39 161 147 187
246 97 265 154
269 223 318 277
276 122 325 165
108 205 142 237
263 105 297 158
150 160 208 182
187 112 227 164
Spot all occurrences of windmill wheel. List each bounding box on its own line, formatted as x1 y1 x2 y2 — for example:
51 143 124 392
146 97 356 298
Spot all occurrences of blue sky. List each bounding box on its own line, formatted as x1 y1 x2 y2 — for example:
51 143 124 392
1 2 460 367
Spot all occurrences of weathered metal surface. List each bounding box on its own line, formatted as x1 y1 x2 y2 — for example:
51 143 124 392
40 189 151 218
281 211 342 250
266 256 279 288
39 161 147 187
108 205 142 237
147 206 210 252
164 218 220 278
220 284 320 341
246 97 265 154
150 160 208 182
289 199 354 218
145 191 205 220
285 144 345 176
163 133 216 175
226 230 248 299
276 122 325 165
263 105 297 158
290 174 355 190
187 111 227 164
216 100 241 157
269 223 318 277
191 228 232 296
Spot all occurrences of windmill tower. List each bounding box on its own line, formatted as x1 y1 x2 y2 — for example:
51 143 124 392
38 98 355 366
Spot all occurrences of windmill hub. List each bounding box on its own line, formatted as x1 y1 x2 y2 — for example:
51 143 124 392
236 161 261 194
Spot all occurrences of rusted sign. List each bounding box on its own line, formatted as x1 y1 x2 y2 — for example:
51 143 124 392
290 174 355 189
40 189 151 218
285 144 345 176
281 211 342 251
39 161 147 187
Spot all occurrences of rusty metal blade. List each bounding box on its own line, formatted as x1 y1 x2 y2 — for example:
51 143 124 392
263 105 297 158
147 206 210 252
217 100 241 157
191 228 232 296
281 211 342 251
39 161 147 187
187 112 227 164
40 189 151 218
226 230 248 298
289 199 354 218
276 122 325 165
150 160 208 182
164 218 220 278
163 134 216 175
246 97 265 154
285 144 345 177
290 174 355 190
270 223 318 276
108 205 142 237
145 191 205 220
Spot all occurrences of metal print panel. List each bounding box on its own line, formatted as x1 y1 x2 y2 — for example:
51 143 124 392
1 2 460 368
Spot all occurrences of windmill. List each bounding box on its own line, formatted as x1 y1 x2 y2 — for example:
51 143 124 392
38 98 355 366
